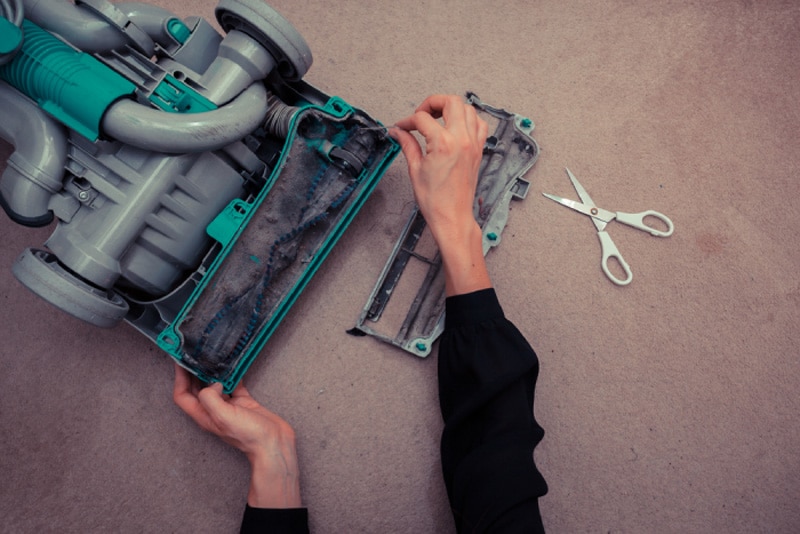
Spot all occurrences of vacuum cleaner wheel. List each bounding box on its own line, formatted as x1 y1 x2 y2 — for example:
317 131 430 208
12 248 129 328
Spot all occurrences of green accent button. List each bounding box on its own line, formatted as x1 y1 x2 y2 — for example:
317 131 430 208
167 18 191 44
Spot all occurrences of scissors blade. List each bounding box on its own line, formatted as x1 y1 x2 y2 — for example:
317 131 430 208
565 168 595 205
563 168 608 232
542 193 615 229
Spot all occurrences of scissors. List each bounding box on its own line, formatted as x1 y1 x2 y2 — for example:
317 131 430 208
543 168 674 286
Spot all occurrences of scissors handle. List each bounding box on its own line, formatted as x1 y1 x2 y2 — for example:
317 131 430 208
598 231 633 286
615 210 674 237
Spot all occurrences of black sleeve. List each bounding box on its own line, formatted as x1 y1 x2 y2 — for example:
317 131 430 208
240 505 309 534
438 288 548 533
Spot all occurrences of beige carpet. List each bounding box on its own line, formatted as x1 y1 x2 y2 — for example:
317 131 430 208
1 1 799 532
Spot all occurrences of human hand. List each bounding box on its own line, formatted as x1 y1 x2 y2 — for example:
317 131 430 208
390 95 492 295
173 364 301 508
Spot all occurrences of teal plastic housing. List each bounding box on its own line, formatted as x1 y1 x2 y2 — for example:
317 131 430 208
0 20 135 141
0 16 23 55
154 96 399 392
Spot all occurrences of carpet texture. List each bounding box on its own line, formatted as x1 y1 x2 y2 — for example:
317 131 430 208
1 1 798 532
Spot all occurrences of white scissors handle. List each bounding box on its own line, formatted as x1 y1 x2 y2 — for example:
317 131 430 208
597 231 633 286
615 210 674 237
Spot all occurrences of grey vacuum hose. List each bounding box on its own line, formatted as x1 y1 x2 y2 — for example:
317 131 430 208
102 82 270 153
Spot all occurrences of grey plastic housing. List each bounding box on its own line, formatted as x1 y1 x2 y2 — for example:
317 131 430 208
2 0 307 298
1 0 399 392
0 81 68 226
351 93 539 357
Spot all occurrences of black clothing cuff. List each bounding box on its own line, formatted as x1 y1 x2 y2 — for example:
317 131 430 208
444 288 503 329
240 505 309 534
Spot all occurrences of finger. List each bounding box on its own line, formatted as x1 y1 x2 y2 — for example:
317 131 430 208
393 108 443 137
411 111 450 146
464 104 479 142
229 382 265 409
388 127 423 175
417 95 466 128
198 382 236 426
229 381 252 401
173 363 196 407
392 114 415 132
173 364 215 430
477 116 489 146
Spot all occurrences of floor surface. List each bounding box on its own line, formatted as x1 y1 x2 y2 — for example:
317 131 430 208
1 1 799 532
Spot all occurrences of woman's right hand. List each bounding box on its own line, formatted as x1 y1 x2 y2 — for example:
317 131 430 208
390 95 492 296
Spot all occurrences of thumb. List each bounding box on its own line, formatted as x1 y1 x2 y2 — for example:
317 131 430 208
197 382 234 424
389 127 423 177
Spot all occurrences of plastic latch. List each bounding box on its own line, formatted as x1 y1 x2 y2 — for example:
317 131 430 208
166 18 191 44
149 74 217 113
323 96 353 117
206 199 251 245
511 178 530 200
0 17 23 55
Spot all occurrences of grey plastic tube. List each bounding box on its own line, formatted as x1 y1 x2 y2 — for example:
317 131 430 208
115 2 181 46
0 81 67 221
22 0 180 54
23 0 137 53
102 82 269 153
200 30 277 105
